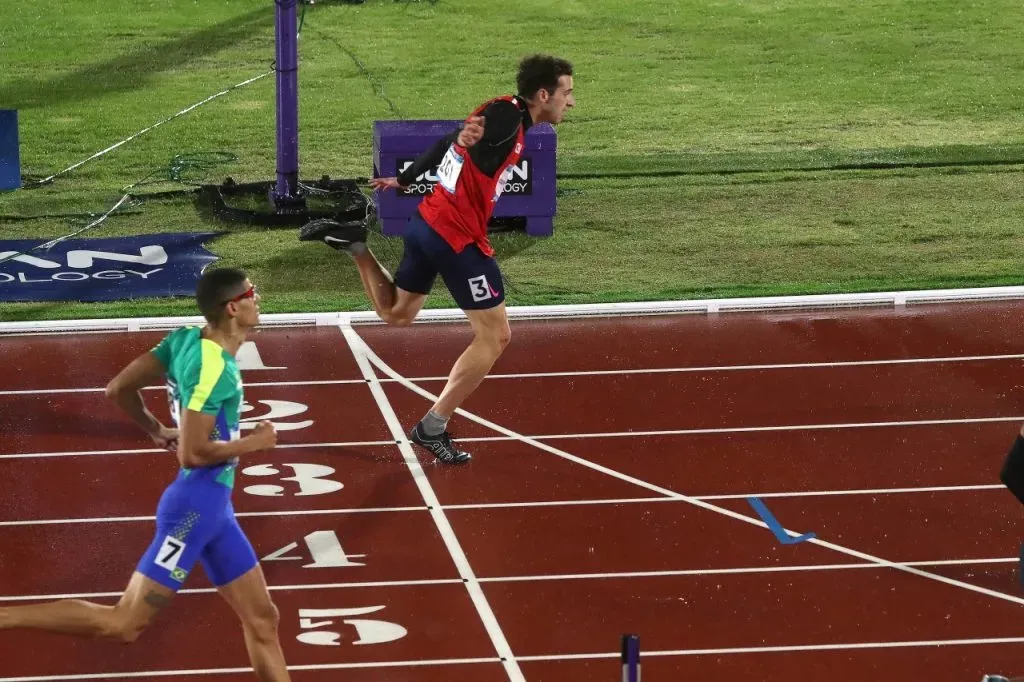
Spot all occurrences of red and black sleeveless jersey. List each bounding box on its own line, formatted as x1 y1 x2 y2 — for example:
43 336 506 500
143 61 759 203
417 96 527 257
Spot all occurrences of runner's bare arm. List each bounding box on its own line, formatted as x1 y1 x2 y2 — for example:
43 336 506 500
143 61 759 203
178 411 276 467
105 351 175 446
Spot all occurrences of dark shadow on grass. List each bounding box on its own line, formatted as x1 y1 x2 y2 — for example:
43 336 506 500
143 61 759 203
490 229 542 261
0 6 274 109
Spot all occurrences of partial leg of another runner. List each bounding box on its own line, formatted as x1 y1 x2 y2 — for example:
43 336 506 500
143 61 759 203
1000 425 1024 505
999 425 1024 585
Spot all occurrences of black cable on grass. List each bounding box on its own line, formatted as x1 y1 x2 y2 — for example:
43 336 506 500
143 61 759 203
0 151 239 266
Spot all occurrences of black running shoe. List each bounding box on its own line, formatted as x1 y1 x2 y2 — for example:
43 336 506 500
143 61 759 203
298 218 367 253
409 423 471 464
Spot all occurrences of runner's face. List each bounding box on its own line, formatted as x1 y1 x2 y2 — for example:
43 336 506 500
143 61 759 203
224 279 260 326
540 75 575 124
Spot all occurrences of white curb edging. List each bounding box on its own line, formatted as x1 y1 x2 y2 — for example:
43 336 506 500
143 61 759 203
2 285 1024 335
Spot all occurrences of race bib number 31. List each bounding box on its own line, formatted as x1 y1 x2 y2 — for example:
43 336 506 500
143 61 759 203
437 146 464 194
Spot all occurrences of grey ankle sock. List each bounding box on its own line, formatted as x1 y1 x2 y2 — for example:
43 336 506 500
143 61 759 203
420 410 448 436
347 241 368 257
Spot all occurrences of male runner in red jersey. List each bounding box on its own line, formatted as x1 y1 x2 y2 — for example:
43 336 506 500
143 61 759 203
301 54 574 465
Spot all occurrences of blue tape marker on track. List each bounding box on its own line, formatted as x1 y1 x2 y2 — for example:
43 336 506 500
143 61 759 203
746 497 816 545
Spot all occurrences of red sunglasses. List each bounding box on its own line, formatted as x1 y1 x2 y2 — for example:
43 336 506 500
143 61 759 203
223 285 256 305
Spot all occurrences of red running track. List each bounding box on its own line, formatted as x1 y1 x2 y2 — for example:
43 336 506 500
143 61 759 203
1 301 1024 681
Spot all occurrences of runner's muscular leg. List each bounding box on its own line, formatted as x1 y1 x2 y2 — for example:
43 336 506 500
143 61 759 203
0 571 173 643
217 564 291 682
351 251 426 325
430 302 511 418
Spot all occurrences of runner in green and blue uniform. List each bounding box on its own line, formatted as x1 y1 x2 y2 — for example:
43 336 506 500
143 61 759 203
0 267 291 682
136 323 253 589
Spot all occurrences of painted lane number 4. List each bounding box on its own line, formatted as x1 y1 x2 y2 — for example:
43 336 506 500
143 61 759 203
262 530 365 568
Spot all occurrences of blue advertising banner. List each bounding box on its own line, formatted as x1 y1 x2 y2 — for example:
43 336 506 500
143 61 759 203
0 232 224 302
0 110 19 191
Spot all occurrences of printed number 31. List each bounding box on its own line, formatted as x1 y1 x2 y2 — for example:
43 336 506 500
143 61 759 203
437 147 463 193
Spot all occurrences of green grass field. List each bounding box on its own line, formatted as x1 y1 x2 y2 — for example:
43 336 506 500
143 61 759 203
1 0 1023 321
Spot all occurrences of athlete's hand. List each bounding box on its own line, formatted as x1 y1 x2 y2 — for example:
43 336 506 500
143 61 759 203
457 116 484 147
150 426 179 451
369 177 402 191
250 420 278 451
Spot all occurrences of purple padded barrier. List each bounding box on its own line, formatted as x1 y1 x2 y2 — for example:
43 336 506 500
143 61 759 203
372 119 557 237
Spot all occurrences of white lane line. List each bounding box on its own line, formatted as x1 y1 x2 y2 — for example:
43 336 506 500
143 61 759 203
2 414 1021 460
0 482 1007 528
340 323 526 682
2 557 1012 603
515 636 1024 660
4 351 1024 396
353 335 1024 609
1 636 1022 680
0 439 395 460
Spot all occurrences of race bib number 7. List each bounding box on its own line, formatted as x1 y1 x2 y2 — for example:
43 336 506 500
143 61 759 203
155 536 185 570
437 145 464 194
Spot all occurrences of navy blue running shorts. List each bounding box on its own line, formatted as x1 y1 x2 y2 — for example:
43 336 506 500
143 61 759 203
393 212 505 310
